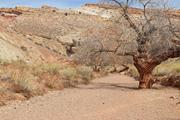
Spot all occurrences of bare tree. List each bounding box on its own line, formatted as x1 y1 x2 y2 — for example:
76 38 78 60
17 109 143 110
74 27 133 72
82 0 180 89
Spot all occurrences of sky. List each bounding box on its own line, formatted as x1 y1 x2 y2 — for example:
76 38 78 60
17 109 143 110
0 0 179 9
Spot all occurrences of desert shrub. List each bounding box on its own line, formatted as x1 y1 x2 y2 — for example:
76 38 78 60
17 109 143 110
32 64 65 90
76 66 93 84
33 63 61 76
38 73 64 90
60 67 77 80
153 61 180 76
59 67 79 87
8 69 43 96
0 60 95 105
0 61 44 97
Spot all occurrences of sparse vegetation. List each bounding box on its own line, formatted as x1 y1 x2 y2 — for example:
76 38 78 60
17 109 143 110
76 66 93 84
153 60 180 76
33 63 61 76
0 60 94 105
60 67 77 80
9 69 42 96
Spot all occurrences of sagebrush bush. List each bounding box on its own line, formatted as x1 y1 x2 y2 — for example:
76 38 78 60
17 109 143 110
153 60 180 76
33 63 61 76
76 66 93 84
59 67 79 87
0 61 44 97
60 67 77 80
9 69 43 96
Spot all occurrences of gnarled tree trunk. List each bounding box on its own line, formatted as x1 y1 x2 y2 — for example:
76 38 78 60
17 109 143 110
133 56 157 89
133 47 180 89
138 71 154 89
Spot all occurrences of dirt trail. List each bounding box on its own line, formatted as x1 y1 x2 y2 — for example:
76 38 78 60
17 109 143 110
0 74 179 120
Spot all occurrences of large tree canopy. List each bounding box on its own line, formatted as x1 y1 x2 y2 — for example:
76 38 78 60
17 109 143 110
76 0 180 89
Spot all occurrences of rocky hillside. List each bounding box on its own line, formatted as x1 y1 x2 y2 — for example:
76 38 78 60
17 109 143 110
0 5 114 64
77 4 180 18
0 4 179 64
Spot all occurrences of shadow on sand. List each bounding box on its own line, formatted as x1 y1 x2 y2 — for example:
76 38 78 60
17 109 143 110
76 82 164 91
76 82 139 91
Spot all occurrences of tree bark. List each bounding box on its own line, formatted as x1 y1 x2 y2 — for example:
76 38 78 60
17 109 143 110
133 56 157 89
138 72 154 89
133 46 180 89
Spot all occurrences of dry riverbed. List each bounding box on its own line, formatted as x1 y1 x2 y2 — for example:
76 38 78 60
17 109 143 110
0 74 179 120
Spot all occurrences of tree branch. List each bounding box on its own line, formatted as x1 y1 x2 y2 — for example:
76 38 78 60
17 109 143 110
90 48 135 56
153 46 180 64
110 0 141 35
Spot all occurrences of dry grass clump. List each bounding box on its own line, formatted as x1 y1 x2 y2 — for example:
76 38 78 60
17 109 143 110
33 63 62 76
76 66 93 84
153 60 180 76
0 60 45 98
59 66 93 86
60 67 77 80
60 67 78 87
0 61 94 106
32 63 64 90
9 70 43 97
38 73 64 90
